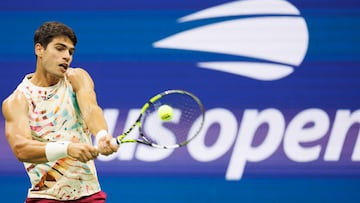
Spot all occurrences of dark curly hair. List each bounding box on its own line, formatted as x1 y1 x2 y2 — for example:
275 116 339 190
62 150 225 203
34 21 77 48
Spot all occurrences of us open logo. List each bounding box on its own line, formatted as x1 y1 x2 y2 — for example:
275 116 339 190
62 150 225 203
153 0 309 81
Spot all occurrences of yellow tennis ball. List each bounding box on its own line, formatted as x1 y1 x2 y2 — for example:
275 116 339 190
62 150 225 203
158 104 173 121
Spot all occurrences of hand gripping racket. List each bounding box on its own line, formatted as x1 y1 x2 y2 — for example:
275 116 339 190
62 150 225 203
111 90 205 149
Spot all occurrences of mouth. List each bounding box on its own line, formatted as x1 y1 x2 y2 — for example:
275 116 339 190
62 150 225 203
59 63 69 71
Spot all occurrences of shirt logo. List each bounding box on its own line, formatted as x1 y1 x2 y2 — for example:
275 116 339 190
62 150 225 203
153 0 309 81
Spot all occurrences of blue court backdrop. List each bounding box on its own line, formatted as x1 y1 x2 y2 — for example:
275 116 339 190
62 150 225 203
1 0 360 202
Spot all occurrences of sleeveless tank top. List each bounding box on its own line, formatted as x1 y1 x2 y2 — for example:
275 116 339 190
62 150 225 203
16 74 101 200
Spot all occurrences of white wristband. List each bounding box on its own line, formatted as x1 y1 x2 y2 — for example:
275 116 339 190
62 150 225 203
95 129 108 144
45 141 70 162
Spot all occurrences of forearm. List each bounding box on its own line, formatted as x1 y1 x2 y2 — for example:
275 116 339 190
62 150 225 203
9 133 72 164
68 68 109 137
10 134 94 164
10 135 48 164
81 103 108 136
13 138 97 164
75 90 118 155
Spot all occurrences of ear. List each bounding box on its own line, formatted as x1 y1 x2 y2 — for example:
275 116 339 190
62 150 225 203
34 43 44 57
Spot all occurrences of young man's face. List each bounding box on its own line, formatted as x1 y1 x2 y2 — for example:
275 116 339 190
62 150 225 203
36 36 75 78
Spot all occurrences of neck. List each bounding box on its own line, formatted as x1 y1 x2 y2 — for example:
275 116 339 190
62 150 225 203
29 72 62 87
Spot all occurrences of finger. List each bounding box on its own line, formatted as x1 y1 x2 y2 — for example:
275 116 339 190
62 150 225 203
89 146 99 157
103 145 112 154
110 144 118 152
82 147 97 161
104 137 113 146
97 144 107 155
82 151 93 162
77 153 87 163
102 145 115 155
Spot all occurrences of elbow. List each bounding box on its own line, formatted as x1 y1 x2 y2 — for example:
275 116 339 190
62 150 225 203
14 150 44 164
16 155 27 163
12 142 39 163
13 144 29 162
8 134 46 164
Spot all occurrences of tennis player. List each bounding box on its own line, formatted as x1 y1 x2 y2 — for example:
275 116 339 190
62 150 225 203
2 21 118 202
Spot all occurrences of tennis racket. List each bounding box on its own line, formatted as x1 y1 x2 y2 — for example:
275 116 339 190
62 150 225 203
111 89 205 149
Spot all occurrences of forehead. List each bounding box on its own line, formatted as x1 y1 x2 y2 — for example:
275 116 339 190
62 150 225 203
49 36 75 48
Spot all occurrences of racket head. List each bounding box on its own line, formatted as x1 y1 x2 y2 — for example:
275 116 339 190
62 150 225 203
137 90 205 149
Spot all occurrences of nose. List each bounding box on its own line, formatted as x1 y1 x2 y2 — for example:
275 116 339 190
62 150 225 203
63 51 71 62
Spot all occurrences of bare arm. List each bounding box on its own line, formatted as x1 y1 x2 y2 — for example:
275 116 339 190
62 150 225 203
2 90 100 163
2 91 47 163
66 68 118 154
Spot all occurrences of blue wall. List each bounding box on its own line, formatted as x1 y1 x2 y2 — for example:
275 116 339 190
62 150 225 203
0 0 360 202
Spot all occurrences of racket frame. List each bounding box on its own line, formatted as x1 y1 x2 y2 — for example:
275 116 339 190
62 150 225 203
113 90 205 149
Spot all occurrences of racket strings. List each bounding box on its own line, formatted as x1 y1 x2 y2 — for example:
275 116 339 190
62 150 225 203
141 92 204 147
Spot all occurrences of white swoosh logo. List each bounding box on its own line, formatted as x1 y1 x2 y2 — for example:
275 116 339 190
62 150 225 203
153 0 309 81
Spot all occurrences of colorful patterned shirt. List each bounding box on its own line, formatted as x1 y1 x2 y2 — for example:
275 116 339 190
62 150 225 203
16 74 101 200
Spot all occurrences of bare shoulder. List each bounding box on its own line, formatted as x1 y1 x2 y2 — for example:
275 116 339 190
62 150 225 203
66 67 90 79
67 67 89 75
2 90 28 120
66 67 94 92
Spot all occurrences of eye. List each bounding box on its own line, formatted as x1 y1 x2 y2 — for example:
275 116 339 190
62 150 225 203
56 46 66 51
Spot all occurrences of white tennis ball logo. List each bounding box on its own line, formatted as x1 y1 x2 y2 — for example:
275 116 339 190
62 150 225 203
153 0 309 81
158 105 173 121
